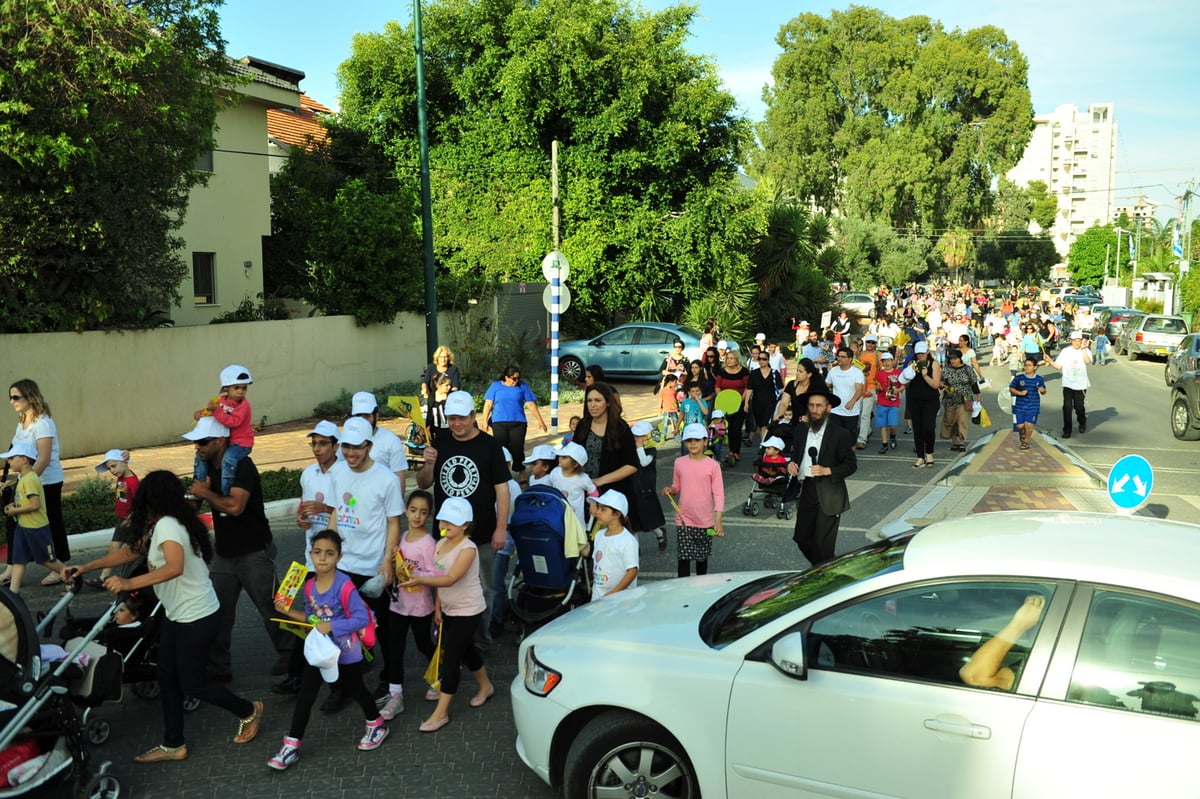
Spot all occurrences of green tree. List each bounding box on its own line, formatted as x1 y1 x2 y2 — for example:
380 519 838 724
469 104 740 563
264 123 424 324
1025 180 1058 231
0 0 228 331
834 217 931 289
975 231 1057 284
756 6 1032 234
991 177 1033 232
1068 223 1129 286
936 228 974 283
335 0 753 332
749 195 833 340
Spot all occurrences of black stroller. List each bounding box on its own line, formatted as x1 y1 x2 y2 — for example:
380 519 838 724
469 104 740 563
506 484 590 638
0 579 122 798
742 423 796 520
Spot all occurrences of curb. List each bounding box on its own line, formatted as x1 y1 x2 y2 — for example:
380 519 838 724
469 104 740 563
66 497 301 554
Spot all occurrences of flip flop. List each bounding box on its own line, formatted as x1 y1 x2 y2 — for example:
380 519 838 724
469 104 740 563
41 572 63 586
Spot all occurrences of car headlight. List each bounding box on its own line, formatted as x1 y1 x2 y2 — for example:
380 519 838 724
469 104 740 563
523 646 562 697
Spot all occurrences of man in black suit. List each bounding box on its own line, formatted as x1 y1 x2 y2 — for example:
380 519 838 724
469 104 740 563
786 387 858 566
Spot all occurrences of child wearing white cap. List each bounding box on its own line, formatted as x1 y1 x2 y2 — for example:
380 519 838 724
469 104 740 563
94 449 139 585
546 441 595 526
1 442 66 593
192 364 254 496
521 444 559 486
662 424 725 578
586 491 639 601
630 421 667 550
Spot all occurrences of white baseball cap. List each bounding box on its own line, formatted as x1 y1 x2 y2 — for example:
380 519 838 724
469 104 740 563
1 442 39 462
436 497 474 526
717 340 729 350
340 417 373 447
760 436 785 450
755 332 766 341
307 420 339 440
586 489 629 517
350 391 377 415
914 341 929 354
304 630 340 683
1070 330 1083 339
630 420 653 437
711 409 725 419
553 441 589 467
523 444 558 465
219 365 253 387
681 423 708 441
443 391 474 417
94 449 129 473
182 416 230 441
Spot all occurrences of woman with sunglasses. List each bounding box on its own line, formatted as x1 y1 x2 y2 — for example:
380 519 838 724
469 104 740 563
3 379 70 586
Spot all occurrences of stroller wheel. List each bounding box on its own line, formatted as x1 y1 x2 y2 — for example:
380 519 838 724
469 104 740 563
86 717 112 745
742 502 753 516
183 696 201 713
764 495 778 509
132 681 160 700
749 503 761 517
77 771 121 799
782 507 793 520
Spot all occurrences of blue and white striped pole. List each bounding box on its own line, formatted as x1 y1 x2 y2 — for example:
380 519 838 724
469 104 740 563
543 250 569 433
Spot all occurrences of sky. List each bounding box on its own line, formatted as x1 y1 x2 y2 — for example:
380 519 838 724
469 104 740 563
219 0 1200 218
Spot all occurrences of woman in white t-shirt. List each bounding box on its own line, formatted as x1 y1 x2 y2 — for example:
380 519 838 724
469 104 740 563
4 379 70 585
63 471 264 763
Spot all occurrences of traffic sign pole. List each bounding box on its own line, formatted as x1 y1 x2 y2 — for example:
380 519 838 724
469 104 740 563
542 251 570 432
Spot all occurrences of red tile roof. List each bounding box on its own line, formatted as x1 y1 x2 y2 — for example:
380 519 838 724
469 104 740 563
267 94 332 150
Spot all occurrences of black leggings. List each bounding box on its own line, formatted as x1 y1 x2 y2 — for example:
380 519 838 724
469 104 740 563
909 399 939 458
289 660 379 739
490 422 528 472
438 613 484 695
725 409 746 456
384 611 435 687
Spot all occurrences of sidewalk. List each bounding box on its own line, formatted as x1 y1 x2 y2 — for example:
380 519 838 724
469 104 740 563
58 387 665 493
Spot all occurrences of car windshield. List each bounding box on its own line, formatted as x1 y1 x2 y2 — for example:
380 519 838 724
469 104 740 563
700 536 910 648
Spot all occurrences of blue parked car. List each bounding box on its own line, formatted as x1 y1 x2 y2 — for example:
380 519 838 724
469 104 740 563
555 322 710 383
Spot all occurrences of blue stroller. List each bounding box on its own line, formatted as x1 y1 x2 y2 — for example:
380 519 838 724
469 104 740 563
506 484 590 638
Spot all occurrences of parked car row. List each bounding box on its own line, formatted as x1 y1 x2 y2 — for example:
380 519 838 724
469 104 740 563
1115 314 1188 361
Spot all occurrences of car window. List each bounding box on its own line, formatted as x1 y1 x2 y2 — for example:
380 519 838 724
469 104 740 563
596 327 636 346
807 580 1056 691
1067 591 1200 721
1145 318 1186 334
701 537 909 648
636 328 674 346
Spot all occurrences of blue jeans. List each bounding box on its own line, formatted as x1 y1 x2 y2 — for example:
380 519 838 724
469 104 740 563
159 610 254 747
490 534 516 628
194 443 251 495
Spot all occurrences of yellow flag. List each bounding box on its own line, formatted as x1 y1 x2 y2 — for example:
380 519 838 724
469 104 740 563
388 395 425 428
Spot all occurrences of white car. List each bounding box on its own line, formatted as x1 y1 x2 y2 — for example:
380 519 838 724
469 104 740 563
513 512 1200 799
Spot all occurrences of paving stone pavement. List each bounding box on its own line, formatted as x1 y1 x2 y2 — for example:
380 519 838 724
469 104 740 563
27 526 559 799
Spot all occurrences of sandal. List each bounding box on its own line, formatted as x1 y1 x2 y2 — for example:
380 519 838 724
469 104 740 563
912 459 925 469
1019 442 1030 450
40 571 63 586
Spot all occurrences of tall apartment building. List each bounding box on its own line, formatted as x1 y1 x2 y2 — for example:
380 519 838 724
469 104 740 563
1007 103 1118 258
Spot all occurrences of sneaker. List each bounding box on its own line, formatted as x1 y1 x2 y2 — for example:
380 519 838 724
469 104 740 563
379 693 404 720
655 529 667 551
425 686 441 701
890 440 897 450
267 737 300 771
878 444 889 454
1080 422 1086 434
358 721 390 751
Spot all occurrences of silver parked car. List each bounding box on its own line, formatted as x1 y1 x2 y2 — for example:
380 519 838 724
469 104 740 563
1116 314 1188 361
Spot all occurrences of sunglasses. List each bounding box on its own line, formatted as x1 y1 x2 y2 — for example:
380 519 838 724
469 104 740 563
8 394 23 401
193 437 216 446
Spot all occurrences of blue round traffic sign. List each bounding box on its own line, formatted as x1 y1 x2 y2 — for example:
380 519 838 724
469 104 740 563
1107 454 1153 511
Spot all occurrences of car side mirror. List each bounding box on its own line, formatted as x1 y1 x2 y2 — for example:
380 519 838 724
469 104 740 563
770 632 807 680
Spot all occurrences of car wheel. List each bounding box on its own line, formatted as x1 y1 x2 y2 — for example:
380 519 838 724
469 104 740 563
1171 395 1200 441
1128 346 1139 362
1165 364 1173 387
564 711 698 799
560 356 584 384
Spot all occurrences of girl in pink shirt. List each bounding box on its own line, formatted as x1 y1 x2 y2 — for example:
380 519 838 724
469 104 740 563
663 423 725 578
398 497 494 733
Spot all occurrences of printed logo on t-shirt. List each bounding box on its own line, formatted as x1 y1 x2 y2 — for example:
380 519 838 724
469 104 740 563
439 454 481 498
336 490 363 531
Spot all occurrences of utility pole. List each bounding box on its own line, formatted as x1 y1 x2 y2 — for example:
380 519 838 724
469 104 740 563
415 0 438 361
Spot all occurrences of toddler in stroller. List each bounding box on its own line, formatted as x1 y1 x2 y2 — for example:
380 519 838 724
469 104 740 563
743 435 794 519
706 410 728 463
0 580 122 797
505 484 591 638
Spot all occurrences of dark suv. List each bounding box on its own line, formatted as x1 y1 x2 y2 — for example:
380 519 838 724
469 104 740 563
1170 370 1200 441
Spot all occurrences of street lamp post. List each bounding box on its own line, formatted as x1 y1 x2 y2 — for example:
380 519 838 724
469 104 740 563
414 0 437 362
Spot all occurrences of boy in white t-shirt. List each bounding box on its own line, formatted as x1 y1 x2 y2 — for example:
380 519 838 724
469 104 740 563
586 491 638 602
546 442 596 526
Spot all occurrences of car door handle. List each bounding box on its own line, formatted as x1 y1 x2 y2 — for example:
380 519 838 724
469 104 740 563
923 718 991 740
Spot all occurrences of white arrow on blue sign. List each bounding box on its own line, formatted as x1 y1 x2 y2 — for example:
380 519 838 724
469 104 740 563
1107 454 1153 511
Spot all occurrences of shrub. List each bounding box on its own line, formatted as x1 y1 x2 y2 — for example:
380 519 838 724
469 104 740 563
312 382 423 421
64 477 116 535
260 468 303 502
1132 297 1164 314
